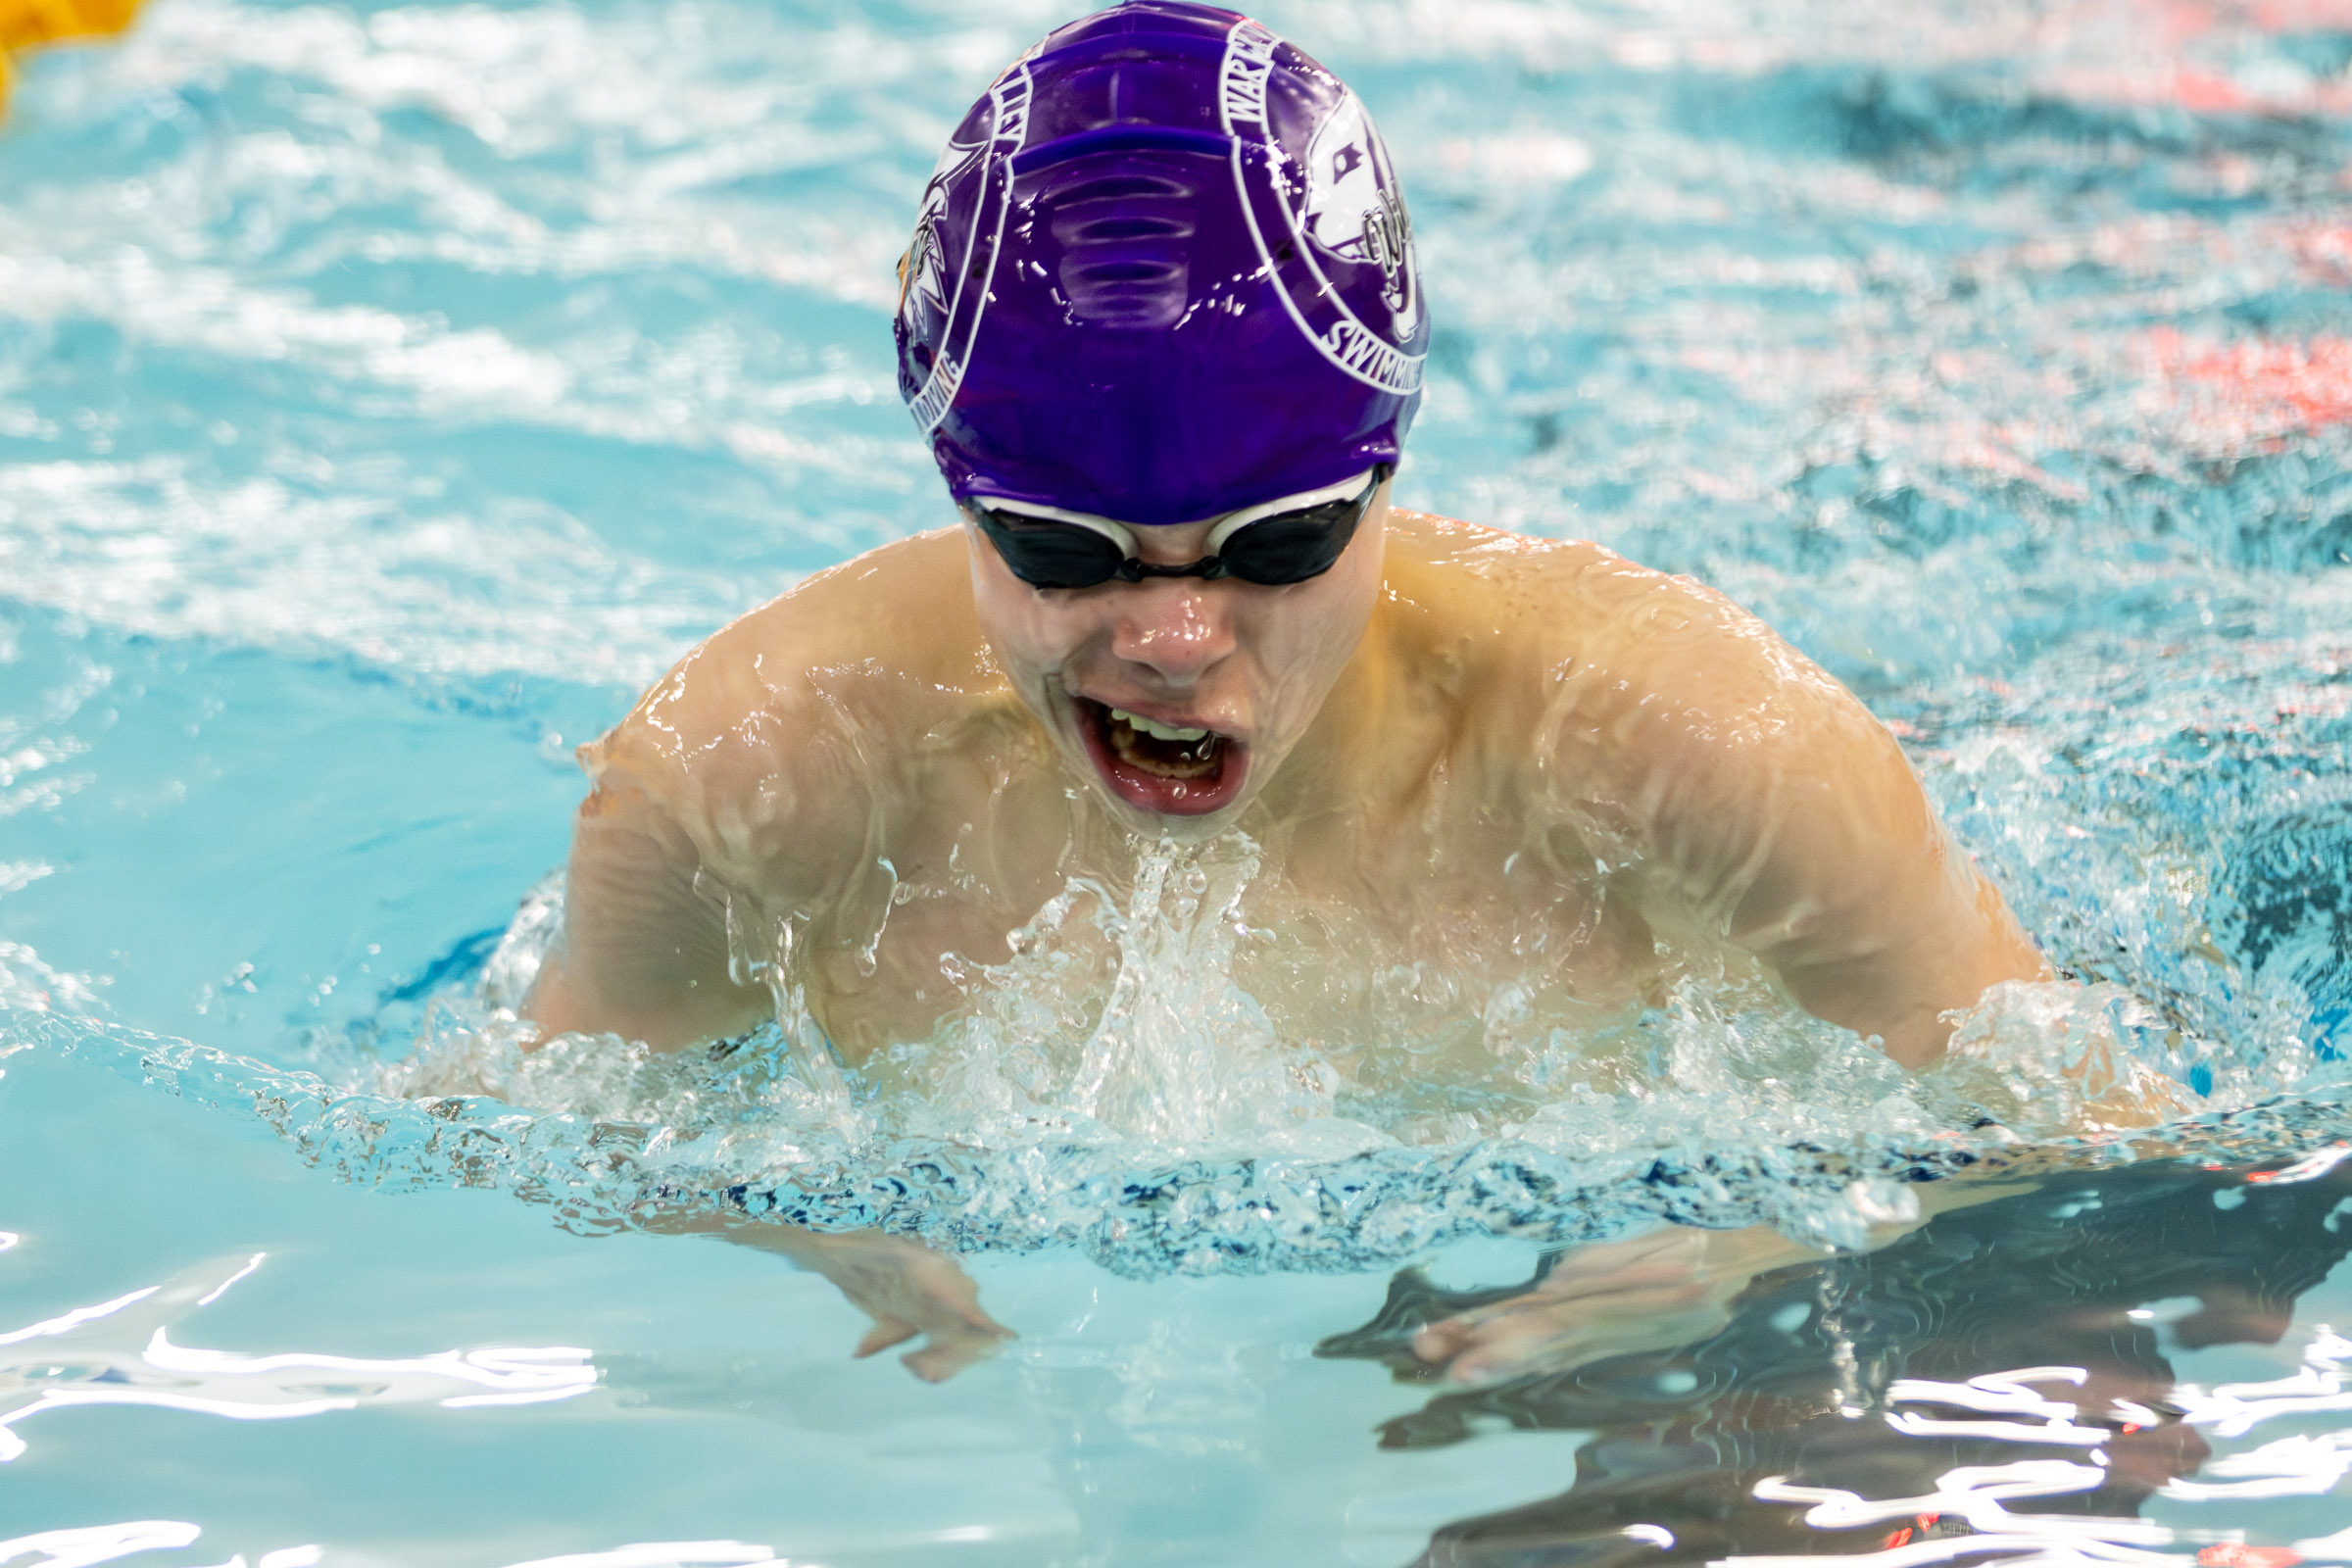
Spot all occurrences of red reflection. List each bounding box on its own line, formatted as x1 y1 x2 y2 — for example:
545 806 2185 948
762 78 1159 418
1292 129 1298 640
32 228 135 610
2148 328 2352 450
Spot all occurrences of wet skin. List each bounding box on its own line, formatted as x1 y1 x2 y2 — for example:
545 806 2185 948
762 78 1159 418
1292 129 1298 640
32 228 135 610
524 487 2050 1373
529 488 2044 1064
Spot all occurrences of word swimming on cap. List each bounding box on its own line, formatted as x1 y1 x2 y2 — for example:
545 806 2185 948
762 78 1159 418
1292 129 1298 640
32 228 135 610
895 1 1427 530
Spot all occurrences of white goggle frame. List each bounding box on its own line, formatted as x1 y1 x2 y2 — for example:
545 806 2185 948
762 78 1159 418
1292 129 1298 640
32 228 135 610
963 468 1383 556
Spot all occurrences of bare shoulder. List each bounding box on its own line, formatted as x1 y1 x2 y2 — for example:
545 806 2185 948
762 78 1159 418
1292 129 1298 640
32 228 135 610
1380 510 1909 823
1379 513 2042 1063
582 527 998 882
1382 511 1843 705
1380 509 1719 645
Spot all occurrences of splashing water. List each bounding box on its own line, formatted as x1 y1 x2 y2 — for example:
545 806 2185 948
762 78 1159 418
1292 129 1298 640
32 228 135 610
9 2 2352 1561
0 0 2349 1296
13 810 2347 1283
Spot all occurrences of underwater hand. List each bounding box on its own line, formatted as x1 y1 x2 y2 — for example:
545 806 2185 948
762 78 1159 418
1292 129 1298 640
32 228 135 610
792 1230 1015 1383
1411 1225 1813 1386
656 1213 1015 1382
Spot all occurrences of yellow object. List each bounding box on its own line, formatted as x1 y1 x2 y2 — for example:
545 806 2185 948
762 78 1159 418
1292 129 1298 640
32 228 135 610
0 0 144 120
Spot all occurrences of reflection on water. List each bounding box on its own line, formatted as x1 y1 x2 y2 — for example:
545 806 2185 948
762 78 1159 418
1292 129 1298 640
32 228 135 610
0 1522 208 1568
1321 1155 2352 1565
2 0 2352 1557
495 1546 775 1568
0 1525 777 1568
0 1250 594 1462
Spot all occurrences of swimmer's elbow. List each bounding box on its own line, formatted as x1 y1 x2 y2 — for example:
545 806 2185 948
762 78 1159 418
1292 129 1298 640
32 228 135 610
1767 944 1935 1069
519 952 587 1049
1772 906 2052 1071
523 949 766 1053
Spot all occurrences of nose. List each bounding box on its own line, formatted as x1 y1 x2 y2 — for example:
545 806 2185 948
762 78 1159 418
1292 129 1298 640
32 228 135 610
1108 580 1236 687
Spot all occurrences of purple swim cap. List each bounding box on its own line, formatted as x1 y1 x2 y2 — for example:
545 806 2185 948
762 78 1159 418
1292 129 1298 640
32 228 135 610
894 1 1427 527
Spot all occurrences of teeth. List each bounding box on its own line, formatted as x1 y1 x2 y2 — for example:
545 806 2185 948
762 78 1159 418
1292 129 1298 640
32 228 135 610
1109 707 1210 743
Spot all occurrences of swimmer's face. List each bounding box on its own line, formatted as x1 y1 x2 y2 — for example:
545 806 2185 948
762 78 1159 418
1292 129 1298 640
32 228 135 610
962 478 1392 831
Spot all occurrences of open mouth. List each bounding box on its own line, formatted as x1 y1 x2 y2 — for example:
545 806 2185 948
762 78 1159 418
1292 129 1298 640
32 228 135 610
1073 697 1248 816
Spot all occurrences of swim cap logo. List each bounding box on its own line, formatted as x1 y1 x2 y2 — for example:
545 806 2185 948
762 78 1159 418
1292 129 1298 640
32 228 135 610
897 213 943 327
1302 94 1416 321
903 59 1035 434
1218 21 1423 396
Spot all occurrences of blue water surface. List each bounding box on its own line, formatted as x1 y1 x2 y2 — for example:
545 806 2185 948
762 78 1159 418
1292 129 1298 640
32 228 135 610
5 0 2352 1563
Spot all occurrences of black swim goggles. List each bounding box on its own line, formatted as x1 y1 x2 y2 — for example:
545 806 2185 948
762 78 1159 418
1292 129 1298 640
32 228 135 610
969 465 1390 591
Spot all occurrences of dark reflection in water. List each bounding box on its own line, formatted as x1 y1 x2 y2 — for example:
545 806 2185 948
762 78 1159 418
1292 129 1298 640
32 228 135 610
1322 1155 2352 1567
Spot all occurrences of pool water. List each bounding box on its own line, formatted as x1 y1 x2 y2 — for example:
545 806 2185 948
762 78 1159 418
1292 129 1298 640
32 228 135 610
5 0 2352 1562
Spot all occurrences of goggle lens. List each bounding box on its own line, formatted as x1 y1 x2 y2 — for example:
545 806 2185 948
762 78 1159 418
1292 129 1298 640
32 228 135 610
977 516 1129 591
975 466 1388 591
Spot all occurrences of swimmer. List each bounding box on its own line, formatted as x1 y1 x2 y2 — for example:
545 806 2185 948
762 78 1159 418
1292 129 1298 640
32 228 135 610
524 2 2049 1377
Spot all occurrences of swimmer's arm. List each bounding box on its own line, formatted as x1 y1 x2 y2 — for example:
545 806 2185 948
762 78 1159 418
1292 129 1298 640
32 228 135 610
1555 572 2046 1067
1727 710 2047 1068
1675 677 2048 1068
1759 847 2048 1071
525 781 775 1051
526 610 877 1052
